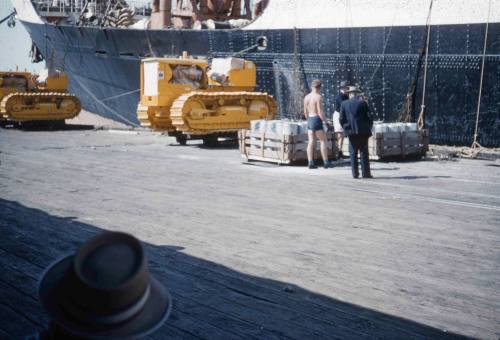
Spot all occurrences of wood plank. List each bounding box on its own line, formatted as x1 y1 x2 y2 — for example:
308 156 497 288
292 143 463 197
0 303 41 338
246 140 334 152
245 149 331 164
243 130 298 142
245 154 292 164
241 129 336 164
243 130 335 145
0 254 40 297
150 325 204 340
0 280 46 335
343 130 428 160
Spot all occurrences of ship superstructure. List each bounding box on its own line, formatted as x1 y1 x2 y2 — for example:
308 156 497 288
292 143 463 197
9 0 500 146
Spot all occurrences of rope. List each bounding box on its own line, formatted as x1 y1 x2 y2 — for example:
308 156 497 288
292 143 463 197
100 88 140 102
292 27 303 119
365 0 401 88
417 0 434 130
470 0 492 157
0 10 15 25
45 23 48 66
352 0 400 118
73 74 141 127
345 0 361 83
398 1 430 123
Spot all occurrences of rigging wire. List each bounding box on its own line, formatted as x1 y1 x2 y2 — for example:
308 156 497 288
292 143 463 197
470 0 492 156
399 0 433 123
100 88 140 102
364 0 401 88
292 27 303 120
354 0 400 120
345 0 361 83
0 10 15 25
417 0 434 130
338 0 401 121
74 74 141 127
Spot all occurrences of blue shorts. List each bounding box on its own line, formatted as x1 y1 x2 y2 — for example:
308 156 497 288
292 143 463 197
307 116 323 131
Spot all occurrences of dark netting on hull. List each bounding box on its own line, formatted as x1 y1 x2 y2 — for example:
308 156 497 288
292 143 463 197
24 21 500 147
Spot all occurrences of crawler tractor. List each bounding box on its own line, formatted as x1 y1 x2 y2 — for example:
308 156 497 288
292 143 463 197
0 70 81 127
137 53 277 145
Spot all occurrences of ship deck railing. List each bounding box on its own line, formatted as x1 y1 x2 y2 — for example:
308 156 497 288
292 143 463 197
32 0 152 19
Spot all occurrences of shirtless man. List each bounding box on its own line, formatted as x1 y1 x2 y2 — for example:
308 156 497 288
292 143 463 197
304 79 331 169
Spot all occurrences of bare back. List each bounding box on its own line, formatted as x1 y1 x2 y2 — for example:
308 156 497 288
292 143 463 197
304 92 325 120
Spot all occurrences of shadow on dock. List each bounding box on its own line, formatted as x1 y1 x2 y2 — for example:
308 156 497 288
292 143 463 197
0 199 468 339
1 122 95 131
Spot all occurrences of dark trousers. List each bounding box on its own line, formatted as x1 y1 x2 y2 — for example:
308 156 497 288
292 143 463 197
348 135 371 178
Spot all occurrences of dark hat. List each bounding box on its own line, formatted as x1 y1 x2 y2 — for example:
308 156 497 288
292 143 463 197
311 79 322 88
339 81 350 89
38 232 171 339
346 85 362 93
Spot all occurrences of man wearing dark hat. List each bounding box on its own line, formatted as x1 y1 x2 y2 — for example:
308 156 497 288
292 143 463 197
35 232 171 339
340 86 373 178
304 79 332 169
333 81 350 158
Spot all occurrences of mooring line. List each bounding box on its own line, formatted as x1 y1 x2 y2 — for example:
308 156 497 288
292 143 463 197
100 89 140 102
72 74 140 127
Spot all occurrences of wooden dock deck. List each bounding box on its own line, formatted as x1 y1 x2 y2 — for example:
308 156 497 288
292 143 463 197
0 129 498 339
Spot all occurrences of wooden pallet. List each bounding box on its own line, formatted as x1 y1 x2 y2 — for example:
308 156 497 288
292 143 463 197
341 130 429 160
239 130 338 164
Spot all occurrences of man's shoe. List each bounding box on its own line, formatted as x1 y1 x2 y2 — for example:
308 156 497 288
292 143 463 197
323 160 332 169
308 161 317 169
353 174 359 179
362 174 374 178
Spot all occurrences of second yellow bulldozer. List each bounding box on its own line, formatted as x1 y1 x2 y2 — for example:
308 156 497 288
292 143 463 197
0 69 81 127
137 53 277 145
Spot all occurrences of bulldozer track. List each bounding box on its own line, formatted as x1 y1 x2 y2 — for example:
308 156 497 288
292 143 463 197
0 92 81 122
136 103 152 127
137 103 176 131
169 91 277 134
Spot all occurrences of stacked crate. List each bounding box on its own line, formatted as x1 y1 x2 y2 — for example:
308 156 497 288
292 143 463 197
342 123 429 160
239 120 338 164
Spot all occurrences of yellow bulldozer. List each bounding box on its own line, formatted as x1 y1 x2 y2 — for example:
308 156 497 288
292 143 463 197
0 70 81 127
137 52 277 145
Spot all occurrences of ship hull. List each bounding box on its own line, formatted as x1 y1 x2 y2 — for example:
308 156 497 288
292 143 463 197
21 22 500 146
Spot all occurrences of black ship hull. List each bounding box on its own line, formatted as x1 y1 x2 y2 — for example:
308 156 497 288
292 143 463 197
22 22 500 146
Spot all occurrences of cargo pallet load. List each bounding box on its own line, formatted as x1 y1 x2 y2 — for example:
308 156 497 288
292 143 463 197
342 123 429 160
239 120 338 165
